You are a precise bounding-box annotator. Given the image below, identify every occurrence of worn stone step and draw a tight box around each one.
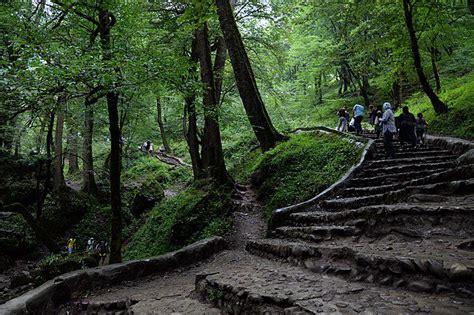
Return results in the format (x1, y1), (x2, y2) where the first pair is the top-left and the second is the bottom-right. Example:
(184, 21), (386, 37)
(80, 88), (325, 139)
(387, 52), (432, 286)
(288, 204), (474, 226)
(196, 252), (474, 313)
(366, 155), (457, 168)
(246, 239), (474, 297)
(347, 168), (447, 188)
(360, 161), (455, 178)
(274, 225), (361, 242)
(322, 178), (474, 210)
(375, 150), (452, 159)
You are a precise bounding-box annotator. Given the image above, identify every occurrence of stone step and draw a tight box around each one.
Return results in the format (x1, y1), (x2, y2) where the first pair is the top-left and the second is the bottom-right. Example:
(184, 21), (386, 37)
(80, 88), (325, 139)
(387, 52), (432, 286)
(374, 150), (452, 159)
(366, 155), (457, 168)
(359, 161), (455, 178)
(322, 178), (474, 210)
(347, 168), (447, 188)
(274, 225), (361, 242)
(288, 204), (474, 226)
(246, 239), (474, 297)
(196, 252), (474, 313)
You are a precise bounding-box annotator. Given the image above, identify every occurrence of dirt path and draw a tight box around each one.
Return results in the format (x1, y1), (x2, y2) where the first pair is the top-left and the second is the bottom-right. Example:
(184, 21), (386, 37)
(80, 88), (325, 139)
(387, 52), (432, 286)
(225, 185), (266, 250)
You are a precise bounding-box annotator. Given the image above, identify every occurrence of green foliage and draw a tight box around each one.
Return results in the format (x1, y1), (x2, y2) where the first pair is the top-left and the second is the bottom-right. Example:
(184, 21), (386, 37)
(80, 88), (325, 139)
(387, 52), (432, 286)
(123, 183), (232, 260)
(403, 73), (474, 140)
(38, 253), (97, 281)
(124, 156), (172, 183)
(250, 132), (363, 218)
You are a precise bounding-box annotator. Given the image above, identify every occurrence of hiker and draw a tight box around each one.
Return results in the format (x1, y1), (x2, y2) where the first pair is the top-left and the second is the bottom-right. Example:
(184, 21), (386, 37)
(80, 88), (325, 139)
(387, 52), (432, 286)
(352, 104), (365, 134)
(398, 106), (416, 147)
(374, 110), (383, 139)
(416, 113), (428, 146)
(66, 237), (76, 255)
(336, 108), (348, 132)
(348, 116), (356, 132)
(379, 102), (397, 159)
(87, 237), (95, 252)
(96, 240), (108, 266)
(147, 141), (154, 156)
(368, 105), (377, 128)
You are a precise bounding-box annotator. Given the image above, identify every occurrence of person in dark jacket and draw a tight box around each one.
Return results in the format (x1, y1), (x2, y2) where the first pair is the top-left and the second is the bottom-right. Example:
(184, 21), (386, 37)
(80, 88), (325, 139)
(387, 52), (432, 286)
(398, 106), (416, 147)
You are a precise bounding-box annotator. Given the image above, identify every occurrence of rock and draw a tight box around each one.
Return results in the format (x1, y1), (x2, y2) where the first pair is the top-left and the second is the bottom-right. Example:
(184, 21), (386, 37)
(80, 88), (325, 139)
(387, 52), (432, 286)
(407, 280), (432, 292)
(456, 239), (474, 251)
(380, 276), (392, 285)
(397, 258), (415, 272)
(448, 263), (471, 281)
(435, 284), (451, 293)
(457, 149), (474, 166)
(10, 271), (33, 288)
(365, 274), (375, 283)
(425, 259), (445, 278)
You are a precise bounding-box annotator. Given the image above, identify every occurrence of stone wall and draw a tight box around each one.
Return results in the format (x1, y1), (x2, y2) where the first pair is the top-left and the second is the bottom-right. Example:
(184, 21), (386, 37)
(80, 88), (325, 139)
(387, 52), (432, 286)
(0, 237), (226, 315)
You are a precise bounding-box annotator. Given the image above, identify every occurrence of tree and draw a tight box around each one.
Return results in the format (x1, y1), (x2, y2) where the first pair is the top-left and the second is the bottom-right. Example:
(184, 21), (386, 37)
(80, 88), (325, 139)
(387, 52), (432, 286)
(195, 23), (231, 184)
(402, 0), (448, 114)
(215, 0), (284, 151)
(156, 95), (171, 153)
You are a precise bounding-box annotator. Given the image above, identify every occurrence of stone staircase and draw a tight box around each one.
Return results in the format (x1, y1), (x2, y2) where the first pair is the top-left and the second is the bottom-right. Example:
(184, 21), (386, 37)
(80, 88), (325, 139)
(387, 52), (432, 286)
(195, 133), (474, 313)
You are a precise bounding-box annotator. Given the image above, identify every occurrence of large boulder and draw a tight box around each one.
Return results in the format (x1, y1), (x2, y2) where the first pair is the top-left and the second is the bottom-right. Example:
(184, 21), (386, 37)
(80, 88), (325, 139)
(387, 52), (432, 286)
(124, 179), (164, 217)
(457, 148), (474, 166)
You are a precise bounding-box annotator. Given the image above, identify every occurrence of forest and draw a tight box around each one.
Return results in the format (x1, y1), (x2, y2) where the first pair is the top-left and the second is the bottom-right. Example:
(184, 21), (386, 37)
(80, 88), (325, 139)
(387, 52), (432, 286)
(1, 0), (474, 307)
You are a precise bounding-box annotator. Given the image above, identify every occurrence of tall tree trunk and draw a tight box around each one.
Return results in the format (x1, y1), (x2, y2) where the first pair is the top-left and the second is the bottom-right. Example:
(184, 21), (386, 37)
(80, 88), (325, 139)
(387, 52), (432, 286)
(402, 0), (448, 114)
(53, 101), (65, 191)
(81, 97), (98, 195)
(468, 0), (474, 15)
(37, 111), (55, 220)
(67, 129), (79, 175)
(184, 94), (203, 179)
(216, 0), (284, 151)
(99, 7), (122, 264)
(213, 36), (227, 103)
(315, 72), (323, 104)
(156, 96), (171, 153)
(184, 39), (204, 180)
(195, 25), (231, 185)
(430, 47), (441, 93)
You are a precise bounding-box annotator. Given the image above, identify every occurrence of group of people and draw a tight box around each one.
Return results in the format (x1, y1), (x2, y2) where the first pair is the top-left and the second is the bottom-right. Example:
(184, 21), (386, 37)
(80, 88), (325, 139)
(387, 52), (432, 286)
(65, 237), (109, 266)
(336, 103), (428, 159)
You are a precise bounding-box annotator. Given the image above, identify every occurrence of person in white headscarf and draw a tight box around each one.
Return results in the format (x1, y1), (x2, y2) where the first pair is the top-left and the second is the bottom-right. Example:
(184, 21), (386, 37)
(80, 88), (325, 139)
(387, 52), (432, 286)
(379, 102), (397, 159)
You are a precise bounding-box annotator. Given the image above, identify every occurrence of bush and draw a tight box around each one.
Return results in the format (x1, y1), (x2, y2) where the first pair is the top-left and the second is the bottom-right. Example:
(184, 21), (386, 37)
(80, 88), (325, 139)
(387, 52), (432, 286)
(249, 132), (363, 219)
(123, 182), (232, 260)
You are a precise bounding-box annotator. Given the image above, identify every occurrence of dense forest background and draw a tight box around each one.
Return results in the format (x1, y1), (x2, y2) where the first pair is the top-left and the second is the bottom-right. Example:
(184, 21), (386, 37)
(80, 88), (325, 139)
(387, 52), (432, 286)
(1, 0), (474, 302)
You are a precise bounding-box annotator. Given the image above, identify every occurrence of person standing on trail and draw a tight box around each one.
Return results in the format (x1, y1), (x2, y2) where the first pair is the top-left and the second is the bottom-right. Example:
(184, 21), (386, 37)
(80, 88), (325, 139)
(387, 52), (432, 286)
(96, 240), (108, 266)
(374, 110), (383, 139)
(398, 106), (417, 148)
(147, 141), (154, 156)
(379, 102), (397, 159)
(352, 104), (365, 134)
(368, 105), (377, 128)
(415, 113), (428, 146)
(66, 238), (76, 255)
(336, 108), (348, 132)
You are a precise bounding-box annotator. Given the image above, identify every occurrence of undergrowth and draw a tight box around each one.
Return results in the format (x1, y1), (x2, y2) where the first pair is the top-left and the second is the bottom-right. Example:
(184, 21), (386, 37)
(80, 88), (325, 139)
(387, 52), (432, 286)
(123, 182), (232, 260)
(249, 132), (364, 219)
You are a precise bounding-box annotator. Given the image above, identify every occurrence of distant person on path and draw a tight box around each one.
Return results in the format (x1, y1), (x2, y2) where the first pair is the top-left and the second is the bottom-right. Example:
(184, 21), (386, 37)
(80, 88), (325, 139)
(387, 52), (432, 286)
(352, 104), (365, 134)
(416, 113), (428, 146)
(96, 240), (108, 266)
(398, 106), (417, 147)
(379, 102), (397, 159)
(374, 110), (383, 139)
(368, 105), (377, 128)
(336, 108), (348, 132)
(87, 237), (95, 253)
(66, 238), (76, 255)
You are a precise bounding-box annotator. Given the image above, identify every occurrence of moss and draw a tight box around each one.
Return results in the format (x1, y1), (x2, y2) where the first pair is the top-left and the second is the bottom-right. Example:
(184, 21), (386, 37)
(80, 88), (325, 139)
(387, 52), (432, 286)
(249, 132), (363, 219)
(123, 182), (232, 260)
